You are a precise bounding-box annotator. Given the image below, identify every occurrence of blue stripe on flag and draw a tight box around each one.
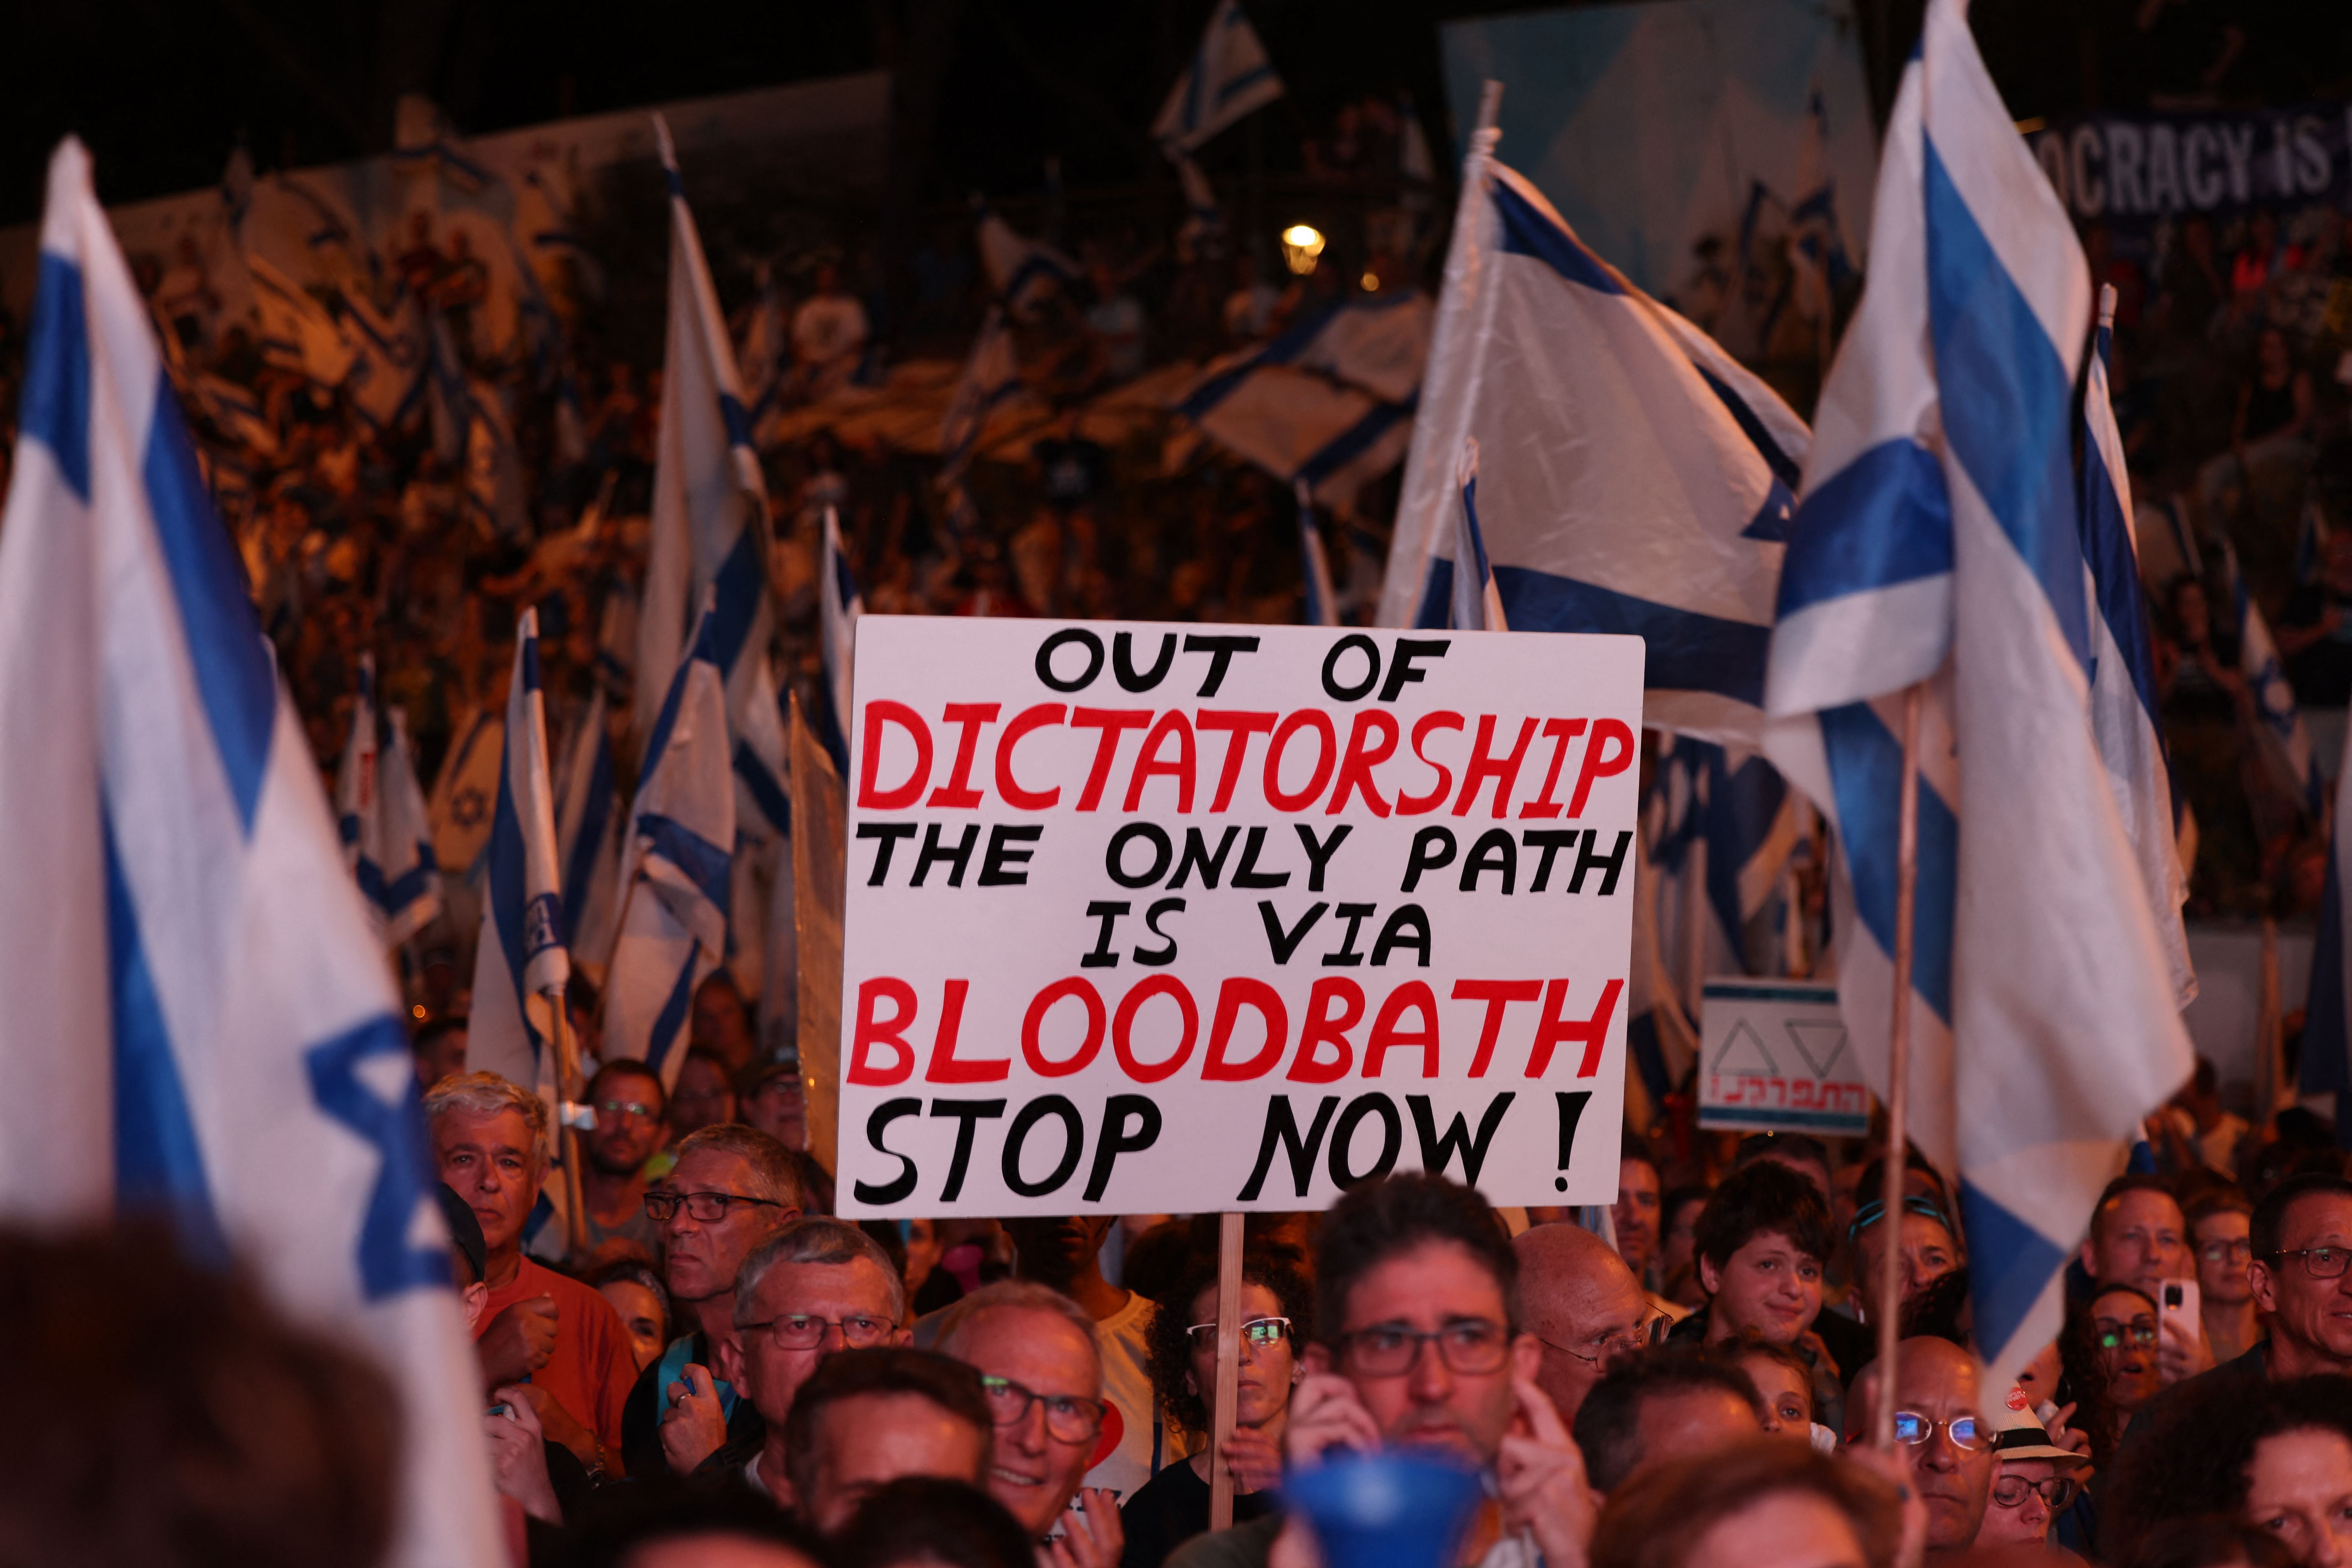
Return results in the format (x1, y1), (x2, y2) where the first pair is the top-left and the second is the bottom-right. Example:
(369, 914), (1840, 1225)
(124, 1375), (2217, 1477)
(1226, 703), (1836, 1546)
(1493, 564), (1768, 705)
(733, 741), (793, 834)
(1819, 701), (1958, 1024)
(145, 378), (277, 829)
(2081, 421), (2163, 726)
(487, 758), (541, 1050)
(1296, 396), (1416, 487)
(1775, 438), (1953, 617)
(1691, 364), (1803, 495)
(23, 255), (92, 498)
(1922, 142), (2090, 670)
(383, 858), (439, 918)
(304, 1015), (452, 1299)
(708, 527), (765, 676)
(1705, 752), (1788, 938)
(104, 811), (227, 1262)
(1492, 181), (1624, 297)
(718, 391), (754, 452)
(646, 950), (702, 1076)
(562, 739), (615, 927)
(1959, 1180), (2070, 1370)
(640, 812), (733, 911)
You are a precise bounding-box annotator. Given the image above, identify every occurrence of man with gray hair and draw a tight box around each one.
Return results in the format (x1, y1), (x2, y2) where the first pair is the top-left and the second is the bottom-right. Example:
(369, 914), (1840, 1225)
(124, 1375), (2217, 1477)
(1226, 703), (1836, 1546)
(428, 1071), (638, 1476)
(936, 1280), (1123, 1568)
(692, 1218), (909, 1503)
(620, 1122), (807, 1478)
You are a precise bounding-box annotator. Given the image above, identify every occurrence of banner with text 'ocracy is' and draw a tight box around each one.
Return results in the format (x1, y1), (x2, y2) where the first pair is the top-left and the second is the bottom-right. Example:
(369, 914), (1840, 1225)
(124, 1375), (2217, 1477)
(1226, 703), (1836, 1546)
(835, 618), (1644, 1216)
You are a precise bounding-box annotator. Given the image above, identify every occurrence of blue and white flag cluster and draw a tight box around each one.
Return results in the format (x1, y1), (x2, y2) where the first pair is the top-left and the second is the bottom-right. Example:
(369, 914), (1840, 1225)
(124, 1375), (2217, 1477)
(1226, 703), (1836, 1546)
(818, 506), (865, 775)
(1761, 0), (2193, 1385)
(467, 608), (572, 1100)
(336, 653), (443, 946)
(0, 138), (501, 1568)
(638, 114), (792, 847)
(1379, 124), (1808, 746)
(2080, 284), (2195, 1006)
(976, 204), (1079, 324)
(1175, 290), (1430, 513)
(2220, 534), (2324, 818)
(555, 687), (623, 975)
(606, 602), (738, 1086)
(1152, 0), (1284, 154)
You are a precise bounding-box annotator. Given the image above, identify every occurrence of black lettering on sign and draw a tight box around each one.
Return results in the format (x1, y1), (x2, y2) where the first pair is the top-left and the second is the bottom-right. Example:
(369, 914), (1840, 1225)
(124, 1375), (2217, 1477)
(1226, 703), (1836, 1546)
(857, 822), (917, 885)
(1379, 639), (1449, 702)
(1036, 628), (1105, 692)
(1106, 822), (1174, 888)
(1237, 1095), (1340, 1201)
(1295, 823), (1351, 891)
(929, 1099), (1008, 1201)
(978, 825), (1043, 886)
(1232, 825), (1289, 888)
(1181, 634), (1260, 698)
(1322, 904), (1377, 967)
(1002, 1095), (1086, 1197)
(1134, 897), (1185, 966)
(1170, 826), (1240, 888)
(1114, 632), (1178, 692)
(1083, 1094), (1163, 1201)
(1259, 901), (1328, 964)
(1567, 830), (1631, 895)
(1081, 902), (1128, 969)
(1408, 1094), (1515, 1186)
(1522, 830), (1580, 892)
(1553, 1090), (1596, 1193)
(1321, 634), (1381, 702)
(1401, 827), (1455, 892)
(911, 823), (979, 887)
(853, 1098), (923, 1205)
(1328, 1093), (1403, 1187)
(1371, 904), (1432, 967)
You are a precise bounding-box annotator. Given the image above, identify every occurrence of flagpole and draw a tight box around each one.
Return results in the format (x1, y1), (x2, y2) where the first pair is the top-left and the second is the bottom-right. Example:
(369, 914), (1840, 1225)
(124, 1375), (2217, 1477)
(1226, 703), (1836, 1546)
(1874, 681), (1923, 1452)
(546, 987), (589, 1261)
(1207, 1210), (1246, 1531)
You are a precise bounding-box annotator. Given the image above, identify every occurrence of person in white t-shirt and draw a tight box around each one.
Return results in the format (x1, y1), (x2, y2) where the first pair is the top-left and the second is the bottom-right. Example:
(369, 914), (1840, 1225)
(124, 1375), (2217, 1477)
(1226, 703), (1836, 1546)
(1003, 1215), (1161, 1505)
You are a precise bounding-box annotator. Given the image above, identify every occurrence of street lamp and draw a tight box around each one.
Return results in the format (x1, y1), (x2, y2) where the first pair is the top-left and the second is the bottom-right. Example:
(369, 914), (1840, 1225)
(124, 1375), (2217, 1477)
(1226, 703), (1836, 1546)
(1281, 224), (1326, 276)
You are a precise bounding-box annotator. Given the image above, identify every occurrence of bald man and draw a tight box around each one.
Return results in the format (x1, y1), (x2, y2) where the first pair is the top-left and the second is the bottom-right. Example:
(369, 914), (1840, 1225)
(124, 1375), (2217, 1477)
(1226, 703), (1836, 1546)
(1849, 1337), (1997, 1562)
(1515, 1222), (1664, 1426)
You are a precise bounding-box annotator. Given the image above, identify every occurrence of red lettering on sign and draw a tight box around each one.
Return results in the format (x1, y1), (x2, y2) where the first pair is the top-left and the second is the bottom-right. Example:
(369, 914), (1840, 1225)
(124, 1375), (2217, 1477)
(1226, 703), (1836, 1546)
(995, 703), (1066, 809)
(1113, 976), (1199, 1082)
(1022, 978), (1106, 1076)
(1196, 710), (1278, 812)
(1071, 709), (1153, 812)
(858, 703), (932, 810)
(1452, 979), (1543, 1078)
(1123, 710), (1198, 813)
(1527, 978), (1624, 1077)
(1395, 712), (1463, 815)
(1202, 978), (1287, 1080)
(1519, 719), (1589, 819)
(1289, 977), (1363, 1082)
(1568, 719), (1635, 819)
(1453, 715), (1539, 818)
(1363, 981), (1441, 1077)
(847, 978), (919, 1085)
(927, 704), (1001, 809)
(923, 980), (1007, 1082)
(1326, 709), (1400, 817)
(1264, 710), (1338, 812)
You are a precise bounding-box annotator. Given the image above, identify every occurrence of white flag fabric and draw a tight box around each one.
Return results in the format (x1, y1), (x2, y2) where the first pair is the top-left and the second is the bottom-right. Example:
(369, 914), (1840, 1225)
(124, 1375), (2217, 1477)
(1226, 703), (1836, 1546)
(1153, 0), (1285, 153)
(636, 115), (791, 843)
(426, 702), (505, 885)
(1379, 124), (1807, 746)
(2080, 285), (2195, 1007)
(0, 138), (501, 1568)
(940, 306), (1019, 484)
(818, 506), (864, 774)
(1445, 440), (1507, 632)
(466, 608), (572, 1098)
(605, 602), (737, 1086)
(554, 686), (623, 974)
(337, 655), (443, 946)
(1296, 479), (1340, 627)
(1760, 0), (2193, 1385)
(976, 205), (1079, 323)
(248, 249), (356, 385)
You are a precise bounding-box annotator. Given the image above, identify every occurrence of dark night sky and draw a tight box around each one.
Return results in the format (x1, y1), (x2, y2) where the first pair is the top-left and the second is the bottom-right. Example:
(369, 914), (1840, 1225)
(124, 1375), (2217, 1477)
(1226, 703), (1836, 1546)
(3, 0), (2346, 227)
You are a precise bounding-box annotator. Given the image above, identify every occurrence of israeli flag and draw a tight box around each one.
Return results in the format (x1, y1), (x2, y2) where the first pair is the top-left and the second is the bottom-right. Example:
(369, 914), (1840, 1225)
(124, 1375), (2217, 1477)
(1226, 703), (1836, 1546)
(340, 281), (427, 434)
(1297, 479), (1340, 627)
(1153, 0), (1284, 153)
(636, 115), (792, 846)
(1626, 779), (1702, 1132)
(1380, 121), (1808, 747)
(1650, 736), (1800, 984)
(605, 601), (737, 1085)
(2220, 535), (2323, 816)
(941, 306), (1019, 484)
(0, 139), (501, 1568)
(1442, 440), (1508, 632)
(976, 203), (1079, 323)
(554, 687), (623, 975)
(2301, 721), (2352, 1146)
(1760, 0), (2193, 1386)
(468, 608), (572, 1103)
(2081, 284), (2195, 1007)
(336, 655), (443, 946)
(818, 506), (863, 775)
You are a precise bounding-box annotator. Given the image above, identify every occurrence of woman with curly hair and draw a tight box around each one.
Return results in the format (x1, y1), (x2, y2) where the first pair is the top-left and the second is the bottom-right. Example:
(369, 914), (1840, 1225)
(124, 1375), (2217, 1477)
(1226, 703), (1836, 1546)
(2107, 1374), (2352, 1566)
(1118, 1250), (1312, 1568)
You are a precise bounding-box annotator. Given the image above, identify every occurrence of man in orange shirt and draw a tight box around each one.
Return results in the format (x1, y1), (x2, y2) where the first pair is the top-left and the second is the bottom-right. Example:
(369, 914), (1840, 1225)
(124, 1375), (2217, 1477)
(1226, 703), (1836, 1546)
(429, 1072), (639, 1476)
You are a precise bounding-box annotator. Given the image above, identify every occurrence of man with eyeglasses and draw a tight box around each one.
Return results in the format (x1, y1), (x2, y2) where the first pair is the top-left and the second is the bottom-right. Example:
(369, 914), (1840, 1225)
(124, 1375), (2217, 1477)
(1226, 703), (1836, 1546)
(428, 1072), (640, 1476)
(709, 1220), (911, 1505)
(572, 1058), (669, 1266)
(1514, 1220), (1663, 1425)
(937, 1279), (1125, 1568)
(618, 1123), (805, 1479)
(2248, 1173), (2352, 1380)
(1974, 1389), (2086, 1549)
(2188, 1188), (2261, 1364)
(1847, 1337), (1995, 1561)
(1169, 1173), (1595, 1568)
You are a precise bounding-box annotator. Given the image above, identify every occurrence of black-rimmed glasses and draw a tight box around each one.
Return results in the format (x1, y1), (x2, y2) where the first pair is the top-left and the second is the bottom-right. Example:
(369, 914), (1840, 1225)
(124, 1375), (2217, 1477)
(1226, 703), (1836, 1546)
(1337, 1319), (1510, 1377)
(643, 1190), (785, 1223)
(978, 1374), (1106, 1443)
(2265, 1246), (2352, 1279)
(738, 1313), (895, 1350)
(1992, 1474), (2079, 1510)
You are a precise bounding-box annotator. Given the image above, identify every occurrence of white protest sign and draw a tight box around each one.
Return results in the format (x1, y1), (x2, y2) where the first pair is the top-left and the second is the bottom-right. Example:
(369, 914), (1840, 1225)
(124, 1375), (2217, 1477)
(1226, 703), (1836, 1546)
(1698, 979), (1868, 1135)
(834, 618), (1644, 1215)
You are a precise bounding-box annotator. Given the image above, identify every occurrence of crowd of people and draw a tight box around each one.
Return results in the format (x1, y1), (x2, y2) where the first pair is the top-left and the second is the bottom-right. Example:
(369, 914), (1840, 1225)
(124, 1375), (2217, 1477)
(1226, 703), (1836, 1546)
(8, 1074), (2350, 1568)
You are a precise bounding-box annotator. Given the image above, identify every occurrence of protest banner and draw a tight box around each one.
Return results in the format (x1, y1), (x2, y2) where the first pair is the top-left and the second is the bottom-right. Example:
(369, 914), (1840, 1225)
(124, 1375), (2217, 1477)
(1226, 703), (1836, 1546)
(1697, 978), (1868, 1137)
(833, 617), (1644, 1217)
